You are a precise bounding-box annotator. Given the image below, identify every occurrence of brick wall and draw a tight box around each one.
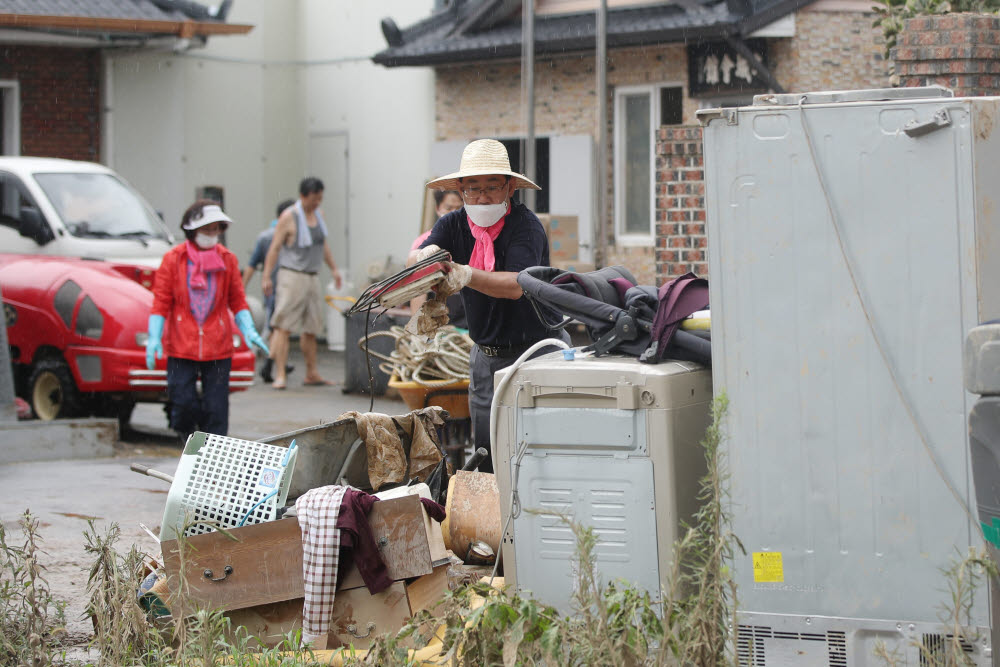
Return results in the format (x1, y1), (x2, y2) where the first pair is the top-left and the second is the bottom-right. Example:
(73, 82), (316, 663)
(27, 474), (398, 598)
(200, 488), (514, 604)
(771, 8), (887, 93)
(0, 46), (102, 160)
(893, 14), (1000, 95)
(655, 126), (706, 280)
(434, 8), (886, 286)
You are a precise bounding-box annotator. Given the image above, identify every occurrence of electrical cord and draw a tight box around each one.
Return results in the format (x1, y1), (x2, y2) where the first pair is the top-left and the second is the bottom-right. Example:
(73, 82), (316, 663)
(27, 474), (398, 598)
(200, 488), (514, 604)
(797, 95), (977, 525)
(346, 250), (451, 315)
(486, 338), (573, 585)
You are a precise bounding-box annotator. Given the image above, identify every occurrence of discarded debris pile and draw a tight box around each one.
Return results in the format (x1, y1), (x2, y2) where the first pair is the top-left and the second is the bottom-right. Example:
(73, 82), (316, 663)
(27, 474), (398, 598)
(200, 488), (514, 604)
(129, 408), (500, 652)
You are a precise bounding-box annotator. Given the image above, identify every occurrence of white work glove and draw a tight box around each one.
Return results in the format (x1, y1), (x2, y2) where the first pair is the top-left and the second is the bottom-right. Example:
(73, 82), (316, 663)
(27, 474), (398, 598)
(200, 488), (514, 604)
(442, 262), (472, 292)
(415, 244), (441, 262)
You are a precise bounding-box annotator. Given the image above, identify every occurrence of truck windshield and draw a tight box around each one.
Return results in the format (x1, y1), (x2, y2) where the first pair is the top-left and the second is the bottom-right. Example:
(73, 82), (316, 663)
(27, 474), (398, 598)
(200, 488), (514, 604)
(34, 172), (168, 241)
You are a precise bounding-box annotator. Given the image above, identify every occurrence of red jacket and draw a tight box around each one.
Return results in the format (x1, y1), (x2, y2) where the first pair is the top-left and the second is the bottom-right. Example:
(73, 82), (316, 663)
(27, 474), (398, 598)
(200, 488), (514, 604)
(151, 243), (249, 361)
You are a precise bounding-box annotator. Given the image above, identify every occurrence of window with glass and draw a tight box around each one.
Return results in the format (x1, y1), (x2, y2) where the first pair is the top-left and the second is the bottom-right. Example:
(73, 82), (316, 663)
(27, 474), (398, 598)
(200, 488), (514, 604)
(34, 172), (168, 241)
(614, 84), (683, 243)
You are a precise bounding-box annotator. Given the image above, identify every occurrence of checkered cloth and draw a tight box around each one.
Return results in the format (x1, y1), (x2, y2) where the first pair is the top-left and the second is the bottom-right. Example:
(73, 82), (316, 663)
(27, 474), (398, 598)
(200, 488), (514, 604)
(295, 484), (349, 644)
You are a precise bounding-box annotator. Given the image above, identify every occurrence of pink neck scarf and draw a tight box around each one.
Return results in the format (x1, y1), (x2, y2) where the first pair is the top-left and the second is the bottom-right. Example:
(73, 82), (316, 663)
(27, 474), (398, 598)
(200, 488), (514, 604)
(185, 240), (226, 290)
(466, 205), (510, 272)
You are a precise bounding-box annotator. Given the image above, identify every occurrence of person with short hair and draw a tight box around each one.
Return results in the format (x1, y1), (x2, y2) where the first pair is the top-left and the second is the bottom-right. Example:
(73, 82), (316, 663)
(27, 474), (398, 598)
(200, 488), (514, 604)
(262, 177), (342, 389)
(145, 200), (269, 444)
(244, 198), (296, 383)
(410, 139), (567, 472)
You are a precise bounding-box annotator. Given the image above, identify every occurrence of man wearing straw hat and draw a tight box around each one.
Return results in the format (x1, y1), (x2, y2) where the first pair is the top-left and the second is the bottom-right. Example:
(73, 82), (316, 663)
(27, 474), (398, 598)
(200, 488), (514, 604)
(411, 139), (568, 473)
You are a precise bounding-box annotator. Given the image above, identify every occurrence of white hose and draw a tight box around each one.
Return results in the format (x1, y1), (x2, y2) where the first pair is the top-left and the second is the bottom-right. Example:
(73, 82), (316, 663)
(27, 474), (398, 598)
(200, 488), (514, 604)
(487, 338), (572, 584)
(488, 337), (572, 474)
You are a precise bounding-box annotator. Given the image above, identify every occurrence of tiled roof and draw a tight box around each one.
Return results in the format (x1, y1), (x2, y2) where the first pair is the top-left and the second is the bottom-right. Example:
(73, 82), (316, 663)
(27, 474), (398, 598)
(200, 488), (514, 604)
(0, 0), (203, 22)
(374, 0), (810, 67)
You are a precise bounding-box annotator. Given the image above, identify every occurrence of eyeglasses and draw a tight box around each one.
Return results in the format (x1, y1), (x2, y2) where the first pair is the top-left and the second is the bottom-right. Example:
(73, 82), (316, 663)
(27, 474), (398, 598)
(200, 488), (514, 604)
(461, 184), (506, 199)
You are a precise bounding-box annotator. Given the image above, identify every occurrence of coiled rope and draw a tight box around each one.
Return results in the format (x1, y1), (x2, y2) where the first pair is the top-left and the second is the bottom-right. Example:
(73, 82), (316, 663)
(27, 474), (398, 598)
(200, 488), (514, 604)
(357, 325), (472, 387)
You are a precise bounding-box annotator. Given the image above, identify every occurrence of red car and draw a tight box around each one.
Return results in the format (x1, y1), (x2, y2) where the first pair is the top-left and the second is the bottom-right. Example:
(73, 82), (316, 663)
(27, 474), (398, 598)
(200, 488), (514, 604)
(1, 253), (254, 428)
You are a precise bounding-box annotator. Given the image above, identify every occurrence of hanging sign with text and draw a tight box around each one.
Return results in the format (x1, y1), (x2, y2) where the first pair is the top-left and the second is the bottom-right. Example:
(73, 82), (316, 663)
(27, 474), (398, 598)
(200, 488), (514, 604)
(687, 40), (770, 97)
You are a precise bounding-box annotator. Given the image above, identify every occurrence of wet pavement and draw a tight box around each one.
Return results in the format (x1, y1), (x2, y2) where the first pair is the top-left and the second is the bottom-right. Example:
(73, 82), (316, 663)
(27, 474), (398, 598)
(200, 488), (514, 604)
(1, 344), (410, 643)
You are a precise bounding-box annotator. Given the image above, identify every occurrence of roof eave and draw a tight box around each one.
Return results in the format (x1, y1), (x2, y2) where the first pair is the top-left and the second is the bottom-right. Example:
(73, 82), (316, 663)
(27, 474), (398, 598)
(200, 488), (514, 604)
(735, 0), (815, 35)
(373, 22), (739, 68)
(0, 13), (253, 38)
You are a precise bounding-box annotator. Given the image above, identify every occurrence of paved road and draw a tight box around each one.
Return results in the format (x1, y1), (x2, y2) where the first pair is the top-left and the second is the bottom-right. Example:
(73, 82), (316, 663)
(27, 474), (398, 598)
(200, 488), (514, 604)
(1, 345), (409, 642)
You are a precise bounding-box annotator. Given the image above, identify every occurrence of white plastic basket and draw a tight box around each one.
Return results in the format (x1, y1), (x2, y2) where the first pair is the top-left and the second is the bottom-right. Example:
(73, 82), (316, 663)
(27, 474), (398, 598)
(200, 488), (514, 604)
(159, 432), (298, 542)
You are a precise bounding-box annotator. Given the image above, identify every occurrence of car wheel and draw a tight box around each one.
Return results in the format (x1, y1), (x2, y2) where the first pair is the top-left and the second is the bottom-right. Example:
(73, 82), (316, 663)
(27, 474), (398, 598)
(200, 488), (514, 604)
(29, 358), (82, 420)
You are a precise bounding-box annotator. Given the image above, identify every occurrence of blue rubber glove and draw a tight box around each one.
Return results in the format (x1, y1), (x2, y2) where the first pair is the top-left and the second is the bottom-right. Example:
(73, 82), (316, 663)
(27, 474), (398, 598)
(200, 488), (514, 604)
(146, 314), (165, 370)
(235, 309), (269, 356)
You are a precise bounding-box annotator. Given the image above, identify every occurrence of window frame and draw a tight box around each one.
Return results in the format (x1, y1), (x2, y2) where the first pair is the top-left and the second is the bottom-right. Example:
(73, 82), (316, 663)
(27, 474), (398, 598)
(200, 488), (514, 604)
(613, 82), (683, 246)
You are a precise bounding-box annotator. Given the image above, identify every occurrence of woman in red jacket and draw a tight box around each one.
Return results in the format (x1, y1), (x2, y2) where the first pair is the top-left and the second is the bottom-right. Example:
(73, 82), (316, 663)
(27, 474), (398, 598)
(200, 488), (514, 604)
(145, 200), (269, 444)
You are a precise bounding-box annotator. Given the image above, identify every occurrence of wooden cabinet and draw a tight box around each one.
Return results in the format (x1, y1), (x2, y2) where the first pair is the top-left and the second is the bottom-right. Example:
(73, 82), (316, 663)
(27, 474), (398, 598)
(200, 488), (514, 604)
(161, 518), (303, 615)
(224, 582), (411, 650)
(162, 493), (446, 649)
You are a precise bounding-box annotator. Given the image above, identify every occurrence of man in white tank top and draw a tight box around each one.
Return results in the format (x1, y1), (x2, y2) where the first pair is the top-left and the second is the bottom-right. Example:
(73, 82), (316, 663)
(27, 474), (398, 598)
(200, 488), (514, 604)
(262, 177), (342, 389)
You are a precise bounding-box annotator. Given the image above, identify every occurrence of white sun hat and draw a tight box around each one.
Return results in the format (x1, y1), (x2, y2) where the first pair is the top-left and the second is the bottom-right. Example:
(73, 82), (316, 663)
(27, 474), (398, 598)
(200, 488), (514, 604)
(182, 204), (232, 231)
(427, 139), (540, 192)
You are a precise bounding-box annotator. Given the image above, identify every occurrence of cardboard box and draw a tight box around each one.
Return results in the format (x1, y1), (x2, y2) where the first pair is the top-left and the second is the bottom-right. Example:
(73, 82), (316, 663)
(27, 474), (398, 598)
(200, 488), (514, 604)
(552, 260), (596, 274)
(545, 214), (579, 262)
(537, 213), (580, 262)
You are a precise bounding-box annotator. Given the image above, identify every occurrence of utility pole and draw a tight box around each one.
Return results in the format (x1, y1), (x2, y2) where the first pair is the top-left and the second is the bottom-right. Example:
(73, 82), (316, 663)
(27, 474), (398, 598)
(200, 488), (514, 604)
(522, 0), (536, 211)
(596, 0), (608, 267)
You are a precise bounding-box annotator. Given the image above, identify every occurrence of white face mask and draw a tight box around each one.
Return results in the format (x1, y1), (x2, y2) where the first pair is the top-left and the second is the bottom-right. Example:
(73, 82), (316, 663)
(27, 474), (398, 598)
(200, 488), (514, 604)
(194, 232), (219, 249)
(466, 202), (509, 228)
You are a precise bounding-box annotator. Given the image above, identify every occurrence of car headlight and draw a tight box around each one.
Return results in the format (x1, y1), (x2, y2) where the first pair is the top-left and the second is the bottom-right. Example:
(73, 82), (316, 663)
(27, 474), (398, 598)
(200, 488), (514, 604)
(233, 334), (242, 348)
(135, 332), (148, 346)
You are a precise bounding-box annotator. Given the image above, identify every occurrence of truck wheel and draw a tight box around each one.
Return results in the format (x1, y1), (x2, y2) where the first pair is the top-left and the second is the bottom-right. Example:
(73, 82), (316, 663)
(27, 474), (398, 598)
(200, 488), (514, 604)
(29, 359), (82, 420)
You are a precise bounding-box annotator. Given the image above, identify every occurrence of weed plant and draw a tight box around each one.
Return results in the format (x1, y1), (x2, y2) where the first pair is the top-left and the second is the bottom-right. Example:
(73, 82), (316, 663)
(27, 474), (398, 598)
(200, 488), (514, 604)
(8, 392), (994, 666)
(875, 547), (997, 667)
(0, 510), (68, 666)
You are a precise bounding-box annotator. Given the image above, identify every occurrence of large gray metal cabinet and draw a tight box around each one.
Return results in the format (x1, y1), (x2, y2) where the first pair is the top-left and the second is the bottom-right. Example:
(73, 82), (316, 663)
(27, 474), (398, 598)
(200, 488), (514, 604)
(493, 353), (712, 614)
(700, 88), (1000, 665)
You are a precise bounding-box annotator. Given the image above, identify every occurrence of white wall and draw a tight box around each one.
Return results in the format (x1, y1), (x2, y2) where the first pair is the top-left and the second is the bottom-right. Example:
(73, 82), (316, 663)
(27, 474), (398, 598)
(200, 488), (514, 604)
(299, 1), (435, 284)
(106, 0), (434, 293)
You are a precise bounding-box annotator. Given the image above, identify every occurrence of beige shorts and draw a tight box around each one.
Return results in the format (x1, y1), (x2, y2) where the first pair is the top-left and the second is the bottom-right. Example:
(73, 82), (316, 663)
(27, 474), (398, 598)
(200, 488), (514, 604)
(270, 268), (325, 336)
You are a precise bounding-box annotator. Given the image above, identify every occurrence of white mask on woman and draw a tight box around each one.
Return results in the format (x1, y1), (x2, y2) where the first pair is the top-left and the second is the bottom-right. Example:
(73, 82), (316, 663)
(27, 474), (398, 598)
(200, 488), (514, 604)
(195, 232), (219, 249)
(465, 202), (509, 228)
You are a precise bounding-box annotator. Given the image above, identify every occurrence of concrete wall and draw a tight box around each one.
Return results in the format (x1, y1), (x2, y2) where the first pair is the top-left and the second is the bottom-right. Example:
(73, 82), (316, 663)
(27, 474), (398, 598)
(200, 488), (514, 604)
(106, 0), (434, 293)
(299, 0), (435, 285)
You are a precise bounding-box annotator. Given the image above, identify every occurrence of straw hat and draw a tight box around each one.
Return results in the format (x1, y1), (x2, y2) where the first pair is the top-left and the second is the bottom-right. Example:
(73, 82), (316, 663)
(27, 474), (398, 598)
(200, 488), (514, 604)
(427, 139), (540, 192)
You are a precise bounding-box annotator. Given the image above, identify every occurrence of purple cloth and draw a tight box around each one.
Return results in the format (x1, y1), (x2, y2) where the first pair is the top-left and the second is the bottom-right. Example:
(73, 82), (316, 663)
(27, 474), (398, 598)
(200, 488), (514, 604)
(335, 489), (393, 594)
(647, 272), (709, 362)
(608, 277), (634, 304)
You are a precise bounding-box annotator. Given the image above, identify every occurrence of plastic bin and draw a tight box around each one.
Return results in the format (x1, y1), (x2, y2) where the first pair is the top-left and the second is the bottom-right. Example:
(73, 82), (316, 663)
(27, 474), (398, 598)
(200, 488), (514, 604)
(343, 307), (410, 395)
(388, 374), (470, 418)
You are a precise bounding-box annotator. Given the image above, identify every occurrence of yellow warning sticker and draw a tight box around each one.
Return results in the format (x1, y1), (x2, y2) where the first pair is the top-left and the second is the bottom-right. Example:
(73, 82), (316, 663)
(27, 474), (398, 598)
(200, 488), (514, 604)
(753, 552), (784, 583)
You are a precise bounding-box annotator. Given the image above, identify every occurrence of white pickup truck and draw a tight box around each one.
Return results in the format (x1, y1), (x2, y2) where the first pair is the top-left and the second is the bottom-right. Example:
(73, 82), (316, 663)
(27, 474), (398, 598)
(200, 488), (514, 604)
(0, 157), (174, 266)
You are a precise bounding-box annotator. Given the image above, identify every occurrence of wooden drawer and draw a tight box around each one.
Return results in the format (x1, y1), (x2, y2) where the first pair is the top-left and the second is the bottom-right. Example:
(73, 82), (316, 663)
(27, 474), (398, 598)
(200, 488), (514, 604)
(161, 517), (303, 614)
(337, 494), (433, 590)
(224, 582), (410, 650)
(162, 495), (433, 614)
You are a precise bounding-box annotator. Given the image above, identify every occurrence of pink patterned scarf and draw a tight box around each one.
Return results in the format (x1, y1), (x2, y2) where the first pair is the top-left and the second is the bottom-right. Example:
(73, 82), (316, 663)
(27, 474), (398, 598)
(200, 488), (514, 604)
(466, 206), (509, 272)
(185, 240), (225, 290)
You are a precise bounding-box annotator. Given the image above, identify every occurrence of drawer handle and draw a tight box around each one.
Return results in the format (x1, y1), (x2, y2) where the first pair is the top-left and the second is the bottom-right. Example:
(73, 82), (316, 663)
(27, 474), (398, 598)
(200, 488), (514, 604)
(346, 621), (376, 639)
(203, 565), (233, 582)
